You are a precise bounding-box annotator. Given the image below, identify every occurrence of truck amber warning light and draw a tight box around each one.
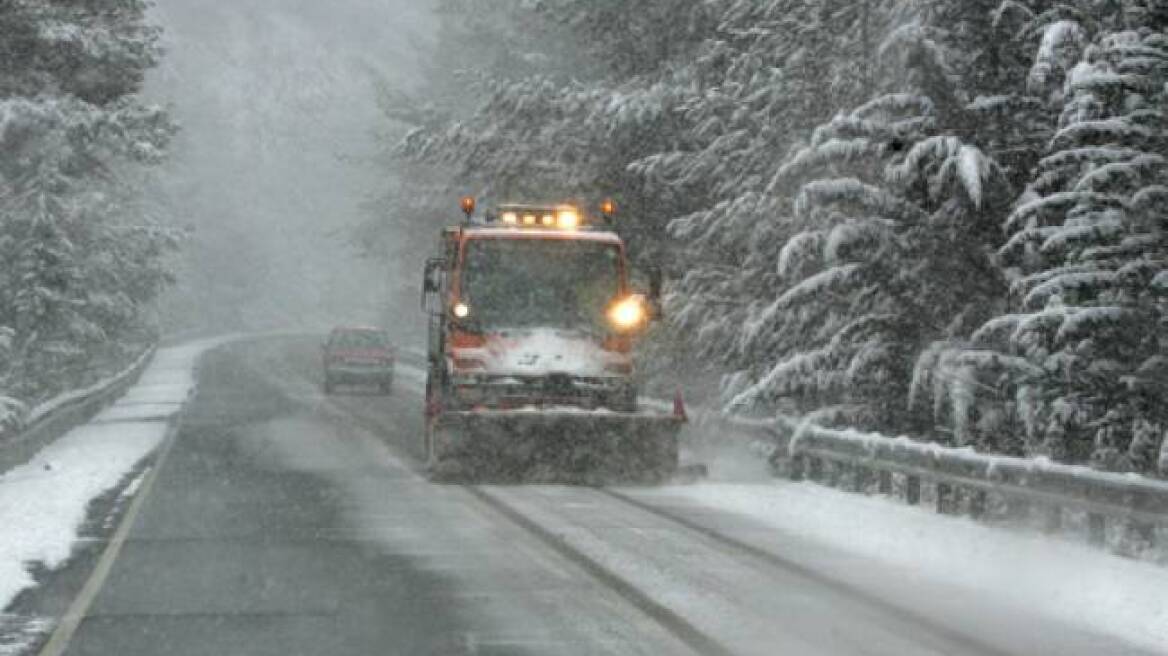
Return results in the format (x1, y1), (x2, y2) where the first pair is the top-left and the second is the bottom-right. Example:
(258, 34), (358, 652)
(556, 208), (580, 229)
(485, 202), (585, 230)
(460, 196), (476, 216)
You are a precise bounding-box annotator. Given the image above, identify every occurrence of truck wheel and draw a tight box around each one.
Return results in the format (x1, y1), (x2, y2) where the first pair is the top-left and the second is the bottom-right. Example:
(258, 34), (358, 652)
(324, 376), (335, 395)
(613, 387), (638, 413)
(423, 423), (436, 468)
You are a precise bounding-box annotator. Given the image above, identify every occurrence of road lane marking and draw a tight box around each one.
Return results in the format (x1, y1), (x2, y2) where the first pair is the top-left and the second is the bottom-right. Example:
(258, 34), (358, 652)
(37, 426), (179, 656)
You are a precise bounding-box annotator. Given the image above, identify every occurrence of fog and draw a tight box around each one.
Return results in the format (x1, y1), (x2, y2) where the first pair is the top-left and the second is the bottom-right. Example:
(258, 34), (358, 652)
(145, 0), (436, 339)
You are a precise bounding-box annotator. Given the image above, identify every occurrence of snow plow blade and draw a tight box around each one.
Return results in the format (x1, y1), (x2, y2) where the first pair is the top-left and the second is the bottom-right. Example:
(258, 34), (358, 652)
(426, 409), (682, 484)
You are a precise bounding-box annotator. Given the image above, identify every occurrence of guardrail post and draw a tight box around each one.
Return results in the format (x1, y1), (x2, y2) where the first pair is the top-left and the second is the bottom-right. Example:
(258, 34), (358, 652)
(788, 454), (806, 481)
(1135, 522), (1155, 549)
(969, 490), (987, 519)
(854, 466), (873, 494)
(936, 482), (953, 514)
(826, 460), (842, 488)
(1005, 496), (1029, 521)
(1043, 506), (1062, 533)
(808, 456), (824, 483)
(905, 475), (921, 506)
(1125, 521), (1155, 554)
(1088, 514), (1106, 547)
(878, 470), (892, 495)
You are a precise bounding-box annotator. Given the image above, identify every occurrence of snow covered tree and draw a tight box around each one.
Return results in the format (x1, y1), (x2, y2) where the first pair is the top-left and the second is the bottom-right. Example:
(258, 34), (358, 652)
(930, 2), (1168, 471)
(663, 0), (1013, 435)
(1003, 27), (1166, 470)
(639, 0), (906, 386)
(0, 0), (176, 406)
(727, 89), (1010, 433)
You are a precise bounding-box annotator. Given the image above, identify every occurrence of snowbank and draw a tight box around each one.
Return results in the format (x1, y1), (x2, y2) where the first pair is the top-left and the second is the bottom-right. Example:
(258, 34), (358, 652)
(651, 482), (1168, 653)
(0, 339), (225, 613)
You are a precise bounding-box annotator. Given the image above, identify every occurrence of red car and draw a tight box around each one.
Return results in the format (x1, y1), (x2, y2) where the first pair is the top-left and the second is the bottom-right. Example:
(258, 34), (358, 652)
(322, 326), (395, 394)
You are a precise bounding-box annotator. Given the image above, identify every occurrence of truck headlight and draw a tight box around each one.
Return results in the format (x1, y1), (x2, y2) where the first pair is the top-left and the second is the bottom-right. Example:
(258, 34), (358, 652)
(607, 296), (647, 332)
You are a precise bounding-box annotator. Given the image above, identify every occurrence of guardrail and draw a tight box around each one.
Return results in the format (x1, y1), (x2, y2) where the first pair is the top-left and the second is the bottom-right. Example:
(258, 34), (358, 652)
(0, 346), (156, 474)
(694, 411), (1168, 556)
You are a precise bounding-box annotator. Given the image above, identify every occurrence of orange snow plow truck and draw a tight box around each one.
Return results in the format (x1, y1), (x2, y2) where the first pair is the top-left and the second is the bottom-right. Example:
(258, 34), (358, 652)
(420, 198), (684, 483)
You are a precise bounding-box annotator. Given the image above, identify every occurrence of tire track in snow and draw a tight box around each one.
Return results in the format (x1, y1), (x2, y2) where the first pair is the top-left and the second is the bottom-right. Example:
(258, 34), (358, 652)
(462, 485), (736, 656)
(597, 488), (1013, 656)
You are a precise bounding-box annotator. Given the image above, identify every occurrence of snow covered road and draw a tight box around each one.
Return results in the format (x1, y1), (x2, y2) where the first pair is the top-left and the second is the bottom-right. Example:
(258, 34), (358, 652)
(3, 336), (1162, 655)
(0, 340), (229, 654)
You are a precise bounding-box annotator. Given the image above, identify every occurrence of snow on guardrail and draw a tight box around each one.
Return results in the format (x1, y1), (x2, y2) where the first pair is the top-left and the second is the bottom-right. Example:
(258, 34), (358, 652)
(687, 409), (1168, 556)
(0, 347), (157, 472)
(26, 347), (157, 426)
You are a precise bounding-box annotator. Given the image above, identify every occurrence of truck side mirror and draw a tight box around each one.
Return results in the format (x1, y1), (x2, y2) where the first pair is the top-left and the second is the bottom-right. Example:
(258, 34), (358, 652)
(648, 266), (663, 302)
(646, 266), (665, 320)
(421, 258), (445, 312)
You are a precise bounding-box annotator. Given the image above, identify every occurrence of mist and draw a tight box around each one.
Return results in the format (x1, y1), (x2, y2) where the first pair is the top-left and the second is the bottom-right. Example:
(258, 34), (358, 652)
(145, 0), (436, 339)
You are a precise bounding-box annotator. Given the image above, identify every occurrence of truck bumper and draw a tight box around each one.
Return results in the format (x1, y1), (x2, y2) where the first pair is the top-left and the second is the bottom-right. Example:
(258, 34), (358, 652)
(426, 408), (681, 483)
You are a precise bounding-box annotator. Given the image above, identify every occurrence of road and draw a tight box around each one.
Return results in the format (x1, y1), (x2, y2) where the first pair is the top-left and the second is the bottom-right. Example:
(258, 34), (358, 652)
(46, 338), (1153, 656)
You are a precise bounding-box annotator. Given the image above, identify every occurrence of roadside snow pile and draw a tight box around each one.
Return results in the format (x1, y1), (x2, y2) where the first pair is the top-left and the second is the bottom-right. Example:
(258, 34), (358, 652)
(0, 339), (224, 613)
(652, 482), (1168, 653)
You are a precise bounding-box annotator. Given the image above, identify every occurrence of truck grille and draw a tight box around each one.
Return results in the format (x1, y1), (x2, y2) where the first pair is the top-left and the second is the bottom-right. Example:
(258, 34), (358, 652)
(452, 374), (630, 411)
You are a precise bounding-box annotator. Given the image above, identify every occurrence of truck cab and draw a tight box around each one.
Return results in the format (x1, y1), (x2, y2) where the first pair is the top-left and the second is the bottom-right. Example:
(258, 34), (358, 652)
(422, 202), (656, 415)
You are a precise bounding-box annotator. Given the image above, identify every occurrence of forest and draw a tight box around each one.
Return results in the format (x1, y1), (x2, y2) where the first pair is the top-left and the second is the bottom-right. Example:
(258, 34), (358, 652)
(376, 0), (1168, 476)
(0, 0), (175, 431)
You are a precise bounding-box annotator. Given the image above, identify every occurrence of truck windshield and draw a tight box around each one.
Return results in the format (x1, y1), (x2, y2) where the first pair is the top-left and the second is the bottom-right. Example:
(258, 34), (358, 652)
(461, 238), (622, 331)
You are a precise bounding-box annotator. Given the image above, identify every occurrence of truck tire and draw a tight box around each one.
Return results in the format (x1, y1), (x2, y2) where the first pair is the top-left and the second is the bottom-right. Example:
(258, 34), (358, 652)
(612, 386), (638, 413)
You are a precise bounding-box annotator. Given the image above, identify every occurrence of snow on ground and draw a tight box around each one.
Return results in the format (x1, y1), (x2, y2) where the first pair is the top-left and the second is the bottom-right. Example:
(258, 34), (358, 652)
(0, 339), (226, 613)
(0, 614), (50, 656)
(648, 481), (1168, 653)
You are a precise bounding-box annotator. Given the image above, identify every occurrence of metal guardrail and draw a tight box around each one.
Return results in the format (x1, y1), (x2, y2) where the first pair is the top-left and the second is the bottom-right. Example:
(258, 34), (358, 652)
(0, 346), (156, 474)
(697, 411), (1168, 554)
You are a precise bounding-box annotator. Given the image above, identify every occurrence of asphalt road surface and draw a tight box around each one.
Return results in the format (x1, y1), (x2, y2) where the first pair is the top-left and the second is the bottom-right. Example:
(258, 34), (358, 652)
(47, 338), (1154, 656)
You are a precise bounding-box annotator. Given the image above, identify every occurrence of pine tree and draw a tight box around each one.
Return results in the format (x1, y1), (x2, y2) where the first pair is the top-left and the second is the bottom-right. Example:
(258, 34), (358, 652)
(993, 21), (1168, 470)
(731, 88), (1009, 433)
(927, 1), (1168, 472)
(0, 0), (176, 405)
(649, 0), (900, 383)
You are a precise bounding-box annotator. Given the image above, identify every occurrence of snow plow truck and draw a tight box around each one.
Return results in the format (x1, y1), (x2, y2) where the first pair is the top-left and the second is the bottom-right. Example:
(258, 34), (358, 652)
(420, 198), (684, 483)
